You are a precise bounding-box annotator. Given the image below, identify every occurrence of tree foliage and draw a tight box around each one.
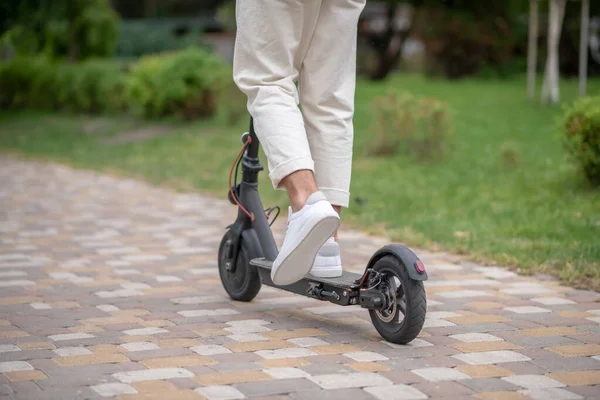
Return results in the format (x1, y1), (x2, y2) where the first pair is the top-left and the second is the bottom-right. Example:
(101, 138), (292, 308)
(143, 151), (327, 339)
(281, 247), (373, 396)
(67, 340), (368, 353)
(1, 0), (120, 61)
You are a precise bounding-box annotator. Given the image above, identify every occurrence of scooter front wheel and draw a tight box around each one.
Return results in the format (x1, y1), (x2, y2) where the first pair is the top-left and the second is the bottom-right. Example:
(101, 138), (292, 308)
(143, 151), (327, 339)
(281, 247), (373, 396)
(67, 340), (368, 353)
(218, 230), (261, 302)
(368, 255), (426, 344)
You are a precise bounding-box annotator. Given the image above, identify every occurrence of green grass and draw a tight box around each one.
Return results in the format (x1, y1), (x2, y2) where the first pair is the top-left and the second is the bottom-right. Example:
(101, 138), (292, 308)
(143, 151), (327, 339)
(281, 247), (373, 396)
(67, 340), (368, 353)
(1, 73), (599, 290)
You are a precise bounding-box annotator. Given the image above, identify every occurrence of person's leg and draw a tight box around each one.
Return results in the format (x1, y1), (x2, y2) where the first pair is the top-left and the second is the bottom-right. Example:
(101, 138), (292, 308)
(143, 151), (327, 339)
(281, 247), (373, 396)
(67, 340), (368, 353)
(299, 0), (366, 211)
(234, 0), (319, 212)
(233, 0), (339, 286)
(299, 0), (365, 278)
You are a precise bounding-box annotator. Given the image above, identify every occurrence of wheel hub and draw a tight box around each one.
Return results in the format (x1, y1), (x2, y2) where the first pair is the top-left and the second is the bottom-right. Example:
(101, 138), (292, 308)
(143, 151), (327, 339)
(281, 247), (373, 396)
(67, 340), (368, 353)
(375, 276), (398, 323)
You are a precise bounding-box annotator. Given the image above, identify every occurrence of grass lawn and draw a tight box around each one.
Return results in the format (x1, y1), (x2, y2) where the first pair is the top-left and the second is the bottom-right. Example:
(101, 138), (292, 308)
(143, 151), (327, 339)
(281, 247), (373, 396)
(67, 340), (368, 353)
(1, 73), (599, 290)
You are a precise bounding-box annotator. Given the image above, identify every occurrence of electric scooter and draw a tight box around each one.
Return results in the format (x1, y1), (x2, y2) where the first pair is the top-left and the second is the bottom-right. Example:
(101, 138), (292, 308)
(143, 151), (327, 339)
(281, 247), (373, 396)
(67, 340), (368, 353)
(218, 118), (427, 344)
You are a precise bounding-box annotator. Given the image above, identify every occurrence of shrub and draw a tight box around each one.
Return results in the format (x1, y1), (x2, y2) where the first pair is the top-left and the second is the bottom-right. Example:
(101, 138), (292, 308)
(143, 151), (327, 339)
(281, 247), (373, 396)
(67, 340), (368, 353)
(0, 56), (126, 113)
(561, 96), (600, 186)
(125, 47), (230, 120)
(368, 90), (454, 160)
(0, 56), (47, 109)
(63, 60), (127, 113)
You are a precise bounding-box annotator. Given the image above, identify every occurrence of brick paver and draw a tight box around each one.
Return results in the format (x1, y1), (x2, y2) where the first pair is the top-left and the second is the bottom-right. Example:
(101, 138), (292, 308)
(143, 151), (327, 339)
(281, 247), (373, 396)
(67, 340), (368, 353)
(0, 155), (599, 399)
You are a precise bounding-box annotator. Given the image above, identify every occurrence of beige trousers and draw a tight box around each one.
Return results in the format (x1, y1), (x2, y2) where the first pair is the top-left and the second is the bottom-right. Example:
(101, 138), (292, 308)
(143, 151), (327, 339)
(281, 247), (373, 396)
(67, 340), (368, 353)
(233, 0), (366, 208)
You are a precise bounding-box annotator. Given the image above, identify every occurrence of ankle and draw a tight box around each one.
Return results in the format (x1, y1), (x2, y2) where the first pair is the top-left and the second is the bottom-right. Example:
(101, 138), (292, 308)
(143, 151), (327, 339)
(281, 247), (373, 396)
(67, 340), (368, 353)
(281, 170), (319, 212)
(290, 191), (314, 212)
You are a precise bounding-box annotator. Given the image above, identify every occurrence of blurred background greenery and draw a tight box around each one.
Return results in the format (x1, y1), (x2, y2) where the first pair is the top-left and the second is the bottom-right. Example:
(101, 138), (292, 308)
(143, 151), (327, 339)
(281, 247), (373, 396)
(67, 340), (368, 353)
(0, 0), (599, 290)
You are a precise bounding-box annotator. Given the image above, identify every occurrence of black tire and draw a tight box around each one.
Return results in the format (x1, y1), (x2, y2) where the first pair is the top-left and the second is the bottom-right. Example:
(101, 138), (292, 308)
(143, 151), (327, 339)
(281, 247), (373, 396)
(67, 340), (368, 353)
(218, 230), (261, 302)
(368, 255), (426, 344)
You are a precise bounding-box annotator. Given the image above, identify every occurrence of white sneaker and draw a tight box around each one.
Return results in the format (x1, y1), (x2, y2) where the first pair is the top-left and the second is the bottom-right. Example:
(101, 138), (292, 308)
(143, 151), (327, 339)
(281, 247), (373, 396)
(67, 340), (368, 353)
(309, 237), (343, 278)
(271, 191), (340, 286)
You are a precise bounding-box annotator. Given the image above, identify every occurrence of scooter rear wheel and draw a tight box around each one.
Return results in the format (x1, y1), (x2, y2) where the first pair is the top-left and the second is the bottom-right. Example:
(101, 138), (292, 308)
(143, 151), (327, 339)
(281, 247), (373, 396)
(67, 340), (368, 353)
(218, 230), (261, 302)
(368, 255), (426, 344)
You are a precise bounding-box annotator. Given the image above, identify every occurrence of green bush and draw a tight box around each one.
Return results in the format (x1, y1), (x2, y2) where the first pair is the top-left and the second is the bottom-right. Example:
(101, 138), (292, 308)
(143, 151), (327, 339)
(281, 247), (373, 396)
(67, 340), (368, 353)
(0, 57), (46, 109)
(125, 47), (230, 120)
(561, 96), (600, 186)
(0, 56), (126, 113)
(61, 60), (127, 113)
(368, 90), (454, 160)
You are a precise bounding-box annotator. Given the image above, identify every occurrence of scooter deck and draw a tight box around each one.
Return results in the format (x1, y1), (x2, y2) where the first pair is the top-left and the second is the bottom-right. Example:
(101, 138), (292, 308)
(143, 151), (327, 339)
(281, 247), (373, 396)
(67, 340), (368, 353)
(250, 257), (362, 305)
(250, 257), (362, 289)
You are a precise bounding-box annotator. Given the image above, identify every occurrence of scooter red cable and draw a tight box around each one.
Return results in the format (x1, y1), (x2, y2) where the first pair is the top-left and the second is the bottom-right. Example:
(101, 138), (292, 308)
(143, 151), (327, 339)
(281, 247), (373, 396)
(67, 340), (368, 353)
(229, 136), (255, 222)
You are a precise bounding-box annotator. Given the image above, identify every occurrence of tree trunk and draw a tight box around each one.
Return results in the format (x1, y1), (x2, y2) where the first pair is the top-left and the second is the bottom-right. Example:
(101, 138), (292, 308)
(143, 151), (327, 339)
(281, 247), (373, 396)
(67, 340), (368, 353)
(579, 0), (589, 97)
(369, 4), (408, 81)
(527, 0), (538, 100)
(68, 29), (78, 62)
(541, 0), (567, 104)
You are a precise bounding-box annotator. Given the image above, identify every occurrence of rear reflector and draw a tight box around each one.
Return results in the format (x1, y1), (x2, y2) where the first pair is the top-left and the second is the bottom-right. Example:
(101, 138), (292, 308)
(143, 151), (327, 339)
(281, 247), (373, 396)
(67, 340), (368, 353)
(415, 260), (425, 273)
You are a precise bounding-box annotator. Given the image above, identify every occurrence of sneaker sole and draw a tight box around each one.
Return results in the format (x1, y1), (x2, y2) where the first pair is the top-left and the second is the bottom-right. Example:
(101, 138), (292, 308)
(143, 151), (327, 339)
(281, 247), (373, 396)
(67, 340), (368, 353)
(271, 215), (340, 286)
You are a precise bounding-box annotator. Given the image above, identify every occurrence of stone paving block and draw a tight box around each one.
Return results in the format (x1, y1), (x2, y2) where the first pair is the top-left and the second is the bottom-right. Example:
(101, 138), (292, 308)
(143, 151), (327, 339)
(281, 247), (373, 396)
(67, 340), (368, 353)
(410, 367), (471, 382)
(450, 341), (523, 353)
(0, 362), (33, 373)
(116, 390), (204, 400)
(236, 378), (323, 397)
(52, 352), (129, 366)
(456, 365), (514, 379)
(474, 392), (531, 400)
(549, 370), (600, 386)
(453, 350), (531, 365)
(519, 387), (583, 400)
(125, 348), (193, 362)
(13, 386), (100, 400)
(365, 385), (430, 400)
(91, 382), (138, 397)
(205, 361), (262, 374)
(497, 334), (583, 349)
(545, 344), (600, 357)
(565, 384), (600, 398)
(140, 355), (217, 368)
(195, 385), (246, 400)
(519, 347), (565, 361)
(131, 380), (179, 393)
(17, 342), (55, 350)
(298, 363), (353, 376)
(0, 349), (56, 362)
(541, 353), (600, 372)
(263, 367), (311, 379)
(4, 370), (47, 382)
(502, 374), (566, 389)
(0, 384), (12, 396)
(289, 388), (377, 400)
(460, 377), (522, 393)
(53, 346), (93, 356)
(410, 381), (475, 398)
(501, 361), (552, 375)
(346, 362), (391, 373)
(195, 370), (272, 386)
(120, 342), (160, 352)
(307, 372), (392, 389)
(449, 333), (502, 343)
(0, 344), (21, 353)
(255, 348), (317, 360)
(112, 368), (194, 383)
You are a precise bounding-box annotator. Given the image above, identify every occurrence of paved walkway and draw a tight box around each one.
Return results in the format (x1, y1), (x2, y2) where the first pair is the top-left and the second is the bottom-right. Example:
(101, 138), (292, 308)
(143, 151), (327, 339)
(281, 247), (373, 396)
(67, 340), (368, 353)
(0, 156), (599, 400)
